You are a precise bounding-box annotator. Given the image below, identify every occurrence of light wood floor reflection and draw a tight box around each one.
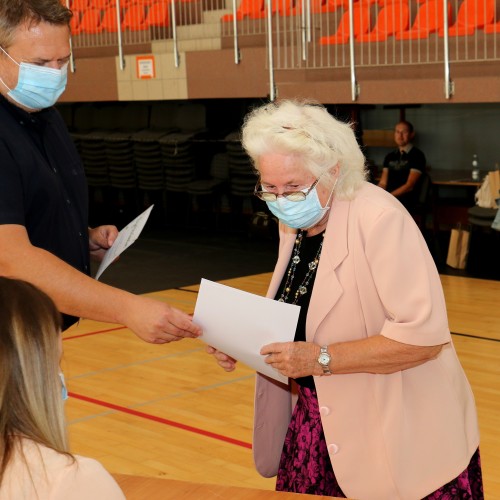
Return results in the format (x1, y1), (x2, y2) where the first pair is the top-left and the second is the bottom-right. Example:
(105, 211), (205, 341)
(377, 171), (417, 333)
(62, 273), (500, 498)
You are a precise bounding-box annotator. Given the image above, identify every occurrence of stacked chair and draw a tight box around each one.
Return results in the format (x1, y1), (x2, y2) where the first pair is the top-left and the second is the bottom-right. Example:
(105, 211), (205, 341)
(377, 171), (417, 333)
(158, 132), (198, 226)
(225, 130), (259, 228)
(70, 104), (119, 222)
(131, 102), (180, 224)
(157, 102), (207, 226)
(100, 104), (149, 224)
(185, 151), (230, 229)
(71, 103), (148, 224)
(104, 104), (149, 191)
(159, 134), (197, 193)
(71, 104), (117, 189)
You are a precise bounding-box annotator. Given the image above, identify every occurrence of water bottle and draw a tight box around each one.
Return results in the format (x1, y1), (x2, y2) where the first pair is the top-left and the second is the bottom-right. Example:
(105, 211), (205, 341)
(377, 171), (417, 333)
(471, 154), (480, 181)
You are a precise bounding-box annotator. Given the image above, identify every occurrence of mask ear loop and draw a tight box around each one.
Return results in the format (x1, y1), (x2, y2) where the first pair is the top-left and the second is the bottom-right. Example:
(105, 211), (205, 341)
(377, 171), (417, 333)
(0, 46), (19, 65)
(0, 46), (18, 92)
(0, 75), (10, 92)
(322, 176), (338, 209)
(302, 176), (338, 230)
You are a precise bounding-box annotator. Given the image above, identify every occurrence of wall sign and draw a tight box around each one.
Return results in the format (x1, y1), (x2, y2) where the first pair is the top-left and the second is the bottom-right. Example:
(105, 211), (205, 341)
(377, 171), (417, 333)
(136, 56), (156, 79)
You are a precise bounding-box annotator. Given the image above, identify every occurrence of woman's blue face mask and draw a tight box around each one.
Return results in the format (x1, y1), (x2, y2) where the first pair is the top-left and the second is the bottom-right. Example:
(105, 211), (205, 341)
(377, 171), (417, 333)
(0, 47), (68, 110)
(265, 180), (337, 230)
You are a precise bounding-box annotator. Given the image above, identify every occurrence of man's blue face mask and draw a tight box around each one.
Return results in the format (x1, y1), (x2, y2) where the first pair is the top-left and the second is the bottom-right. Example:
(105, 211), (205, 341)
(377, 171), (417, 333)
(0, 47), (67, 110)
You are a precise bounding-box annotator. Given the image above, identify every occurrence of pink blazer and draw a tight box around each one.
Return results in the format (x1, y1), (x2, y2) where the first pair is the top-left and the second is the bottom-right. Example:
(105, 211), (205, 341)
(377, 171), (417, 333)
(253, 182), (479, 500)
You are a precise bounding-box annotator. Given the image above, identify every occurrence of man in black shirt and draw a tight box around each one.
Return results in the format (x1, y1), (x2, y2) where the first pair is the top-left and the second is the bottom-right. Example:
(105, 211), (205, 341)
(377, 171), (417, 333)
(378, 121), (426, 211)
(0, 0), (201, 342)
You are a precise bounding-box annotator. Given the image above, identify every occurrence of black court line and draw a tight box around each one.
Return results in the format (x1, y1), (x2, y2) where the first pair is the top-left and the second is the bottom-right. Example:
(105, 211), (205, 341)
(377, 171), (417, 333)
(451, 331), (500, 343)
(177, 287), (199, 294)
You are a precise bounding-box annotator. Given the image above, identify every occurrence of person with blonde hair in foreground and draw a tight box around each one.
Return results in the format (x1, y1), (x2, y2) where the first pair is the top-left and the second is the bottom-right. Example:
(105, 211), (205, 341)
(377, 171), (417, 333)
(208, 100), (483, 500)
(0, 277), (125, 499)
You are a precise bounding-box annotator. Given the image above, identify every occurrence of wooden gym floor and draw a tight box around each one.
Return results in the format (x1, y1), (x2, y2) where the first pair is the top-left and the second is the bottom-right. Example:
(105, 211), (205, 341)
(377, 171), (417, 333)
(62, 268), (500, 499)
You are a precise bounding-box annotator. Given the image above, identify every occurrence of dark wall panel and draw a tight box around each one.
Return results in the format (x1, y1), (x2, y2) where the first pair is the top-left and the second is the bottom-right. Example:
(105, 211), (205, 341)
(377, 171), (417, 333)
(186, 48), (269, 99)
(61, 57), (119, 103)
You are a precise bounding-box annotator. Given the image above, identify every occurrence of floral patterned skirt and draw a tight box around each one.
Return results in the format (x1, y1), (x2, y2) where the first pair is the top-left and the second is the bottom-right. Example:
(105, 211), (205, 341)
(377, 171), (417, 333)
(276, 385), (484, 499)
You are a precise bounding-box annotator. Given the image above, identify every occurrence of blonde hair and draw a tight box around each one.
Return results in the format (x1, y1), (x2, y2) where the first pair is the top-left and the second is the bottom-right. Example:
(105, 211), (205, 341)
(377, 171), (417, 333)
(0, 277), (71, 486)
(242, 99), (367, 200)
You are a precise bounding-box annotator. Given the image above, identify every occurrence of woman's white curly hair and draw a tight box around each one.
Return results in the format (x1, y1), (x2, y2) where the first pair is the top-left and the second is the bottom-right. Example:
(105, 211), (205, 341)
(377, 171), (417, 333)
(242, 99), (367, 200)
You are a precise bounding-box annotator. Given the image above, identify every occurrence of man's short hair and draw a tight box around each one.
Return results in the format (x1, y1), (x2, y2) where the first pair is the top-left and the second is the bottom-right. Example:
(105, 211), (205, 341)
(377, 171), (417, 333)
(396, 120), (414, 134)
(0, 0), (72, 48)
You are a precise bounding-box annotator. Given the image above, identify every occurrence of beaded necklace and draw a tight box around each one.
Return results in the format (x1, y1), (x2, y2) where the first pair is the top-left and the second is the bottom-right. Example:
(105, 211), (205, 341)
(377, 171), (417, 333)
(278, 230), (324, 305)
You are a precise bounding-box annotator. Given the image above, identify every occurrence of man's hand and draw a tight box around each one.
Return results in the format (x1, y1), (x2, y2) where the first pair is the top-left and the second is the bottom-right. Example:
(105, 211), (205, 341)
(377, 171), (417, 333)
(124, 295), (202, 344)
(89, 225), (119, 262)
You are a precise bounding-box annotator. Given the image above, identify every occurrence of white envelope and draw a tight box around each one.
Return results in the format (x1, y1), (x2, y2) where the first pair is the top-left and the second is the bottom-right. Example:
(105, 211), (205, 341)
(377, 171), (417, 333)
(95, 205), (154, 280)
(193, 279), (300, 384)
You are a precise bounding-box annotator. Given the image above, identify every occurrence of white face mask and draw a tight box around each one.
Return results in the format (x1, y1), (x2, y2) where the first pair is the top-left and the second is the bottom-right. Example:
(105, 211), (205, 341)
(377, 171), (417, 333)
(0, 46), (68, 110)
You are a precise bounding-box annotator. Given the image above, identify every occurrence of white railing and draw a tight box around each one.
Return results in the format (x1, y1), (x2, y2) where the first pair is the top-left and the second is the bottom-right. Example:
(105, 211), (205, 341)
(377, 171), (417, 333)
(221, 0), (500, 66)
(70, 0), (227, 49)
(69, 0), (500, 96)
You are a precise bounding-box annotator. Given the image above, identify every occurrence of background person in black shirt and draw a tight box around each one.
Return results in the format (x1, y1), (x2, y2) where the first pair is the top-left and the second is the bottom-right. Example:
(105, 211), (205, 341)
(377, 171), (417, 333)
(0, 0), (201, 343)
(378, 120), (426, 211)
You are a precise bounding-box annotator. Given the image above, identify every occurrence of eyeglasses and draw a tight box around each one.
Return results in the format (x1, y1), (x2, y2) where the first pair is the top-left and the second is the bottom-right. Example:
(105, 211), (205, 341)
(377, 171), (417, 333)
(254, 177), (320, 202)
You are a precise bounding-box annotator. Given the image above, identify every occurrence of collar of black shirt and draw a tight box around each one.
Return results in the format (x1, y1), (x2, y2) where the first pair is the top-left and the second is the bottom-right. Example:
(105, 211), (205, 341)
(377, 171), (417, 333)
(0, 94), (51, 130)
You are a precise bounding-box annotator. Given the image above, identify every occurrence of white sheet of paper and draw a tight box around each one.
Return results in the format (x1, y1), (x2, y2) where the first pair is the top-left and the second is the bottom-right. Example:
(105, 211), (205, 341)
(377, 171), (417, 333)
(95, 205), (154, 280)
(193, 279), (300, 384)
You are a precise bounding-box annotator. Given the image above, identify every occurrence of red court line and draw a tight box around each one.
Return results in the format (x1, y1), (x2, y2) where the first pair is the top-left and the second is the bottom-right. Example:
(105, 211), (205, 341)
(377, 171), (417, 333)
(63, 326), (127, 341)
(69, 392), (252, 450)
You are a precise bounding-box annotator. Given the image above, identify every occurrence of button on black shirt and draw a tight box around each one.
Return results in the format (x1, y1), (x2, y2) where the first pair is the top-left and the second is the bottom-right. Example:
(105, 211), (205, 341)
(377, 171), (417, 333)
(0, 95), (90, 329)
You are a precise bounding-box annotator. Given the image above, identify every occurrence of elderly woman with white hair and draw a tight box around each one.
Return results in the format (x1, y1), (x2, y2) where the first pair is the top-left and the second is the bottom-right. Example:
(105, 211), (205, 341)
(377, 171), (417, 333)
(208, 100), (483, 500)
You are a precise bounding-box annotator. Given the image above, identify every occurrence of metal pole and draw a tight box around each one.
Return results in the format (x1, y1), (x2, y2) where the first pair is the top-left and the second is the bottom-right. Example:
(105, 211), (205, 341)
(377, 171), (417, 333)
(232, 0), (241, 64)
(171, 0), (180, 67)
(66, 0), (76, 72)
(348, 0), (359, 101)
(266, 0), (276, 100)
(115, 0), (125, 70)
(301, 0), (306, 61)
(301, 0), (312, 61)
(306, 0), (311, 43)
(442, 0), (453, 98)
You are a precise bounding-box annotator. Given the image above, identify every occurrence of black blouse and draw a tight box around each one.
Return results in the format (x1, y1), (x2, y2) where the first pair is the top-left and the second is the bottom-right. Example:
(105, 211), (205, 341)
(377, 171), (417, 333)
(274, 230), (324, 388)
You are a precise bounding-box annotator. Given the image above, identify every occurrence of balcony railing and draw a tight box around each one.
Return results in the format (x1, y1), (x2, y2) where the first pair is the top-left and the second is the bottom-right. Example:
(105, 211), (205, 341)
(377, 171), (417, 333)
(68, 0), (500, 99)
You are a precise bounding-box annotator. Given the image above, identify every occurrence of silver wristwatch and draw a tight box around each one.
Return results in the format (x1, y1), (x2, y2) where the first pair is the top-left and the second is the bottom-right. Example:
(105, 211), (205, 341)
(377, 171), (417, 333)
(317, 345), (332, 375)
